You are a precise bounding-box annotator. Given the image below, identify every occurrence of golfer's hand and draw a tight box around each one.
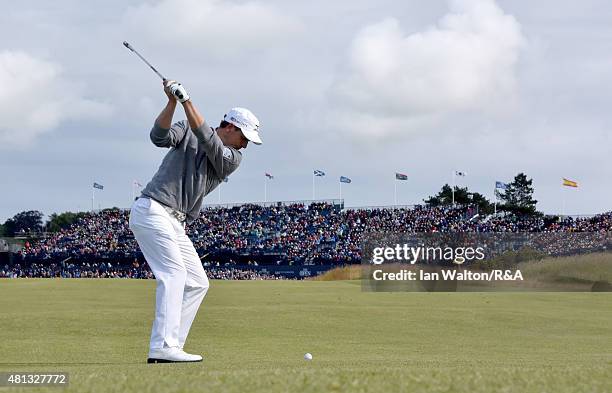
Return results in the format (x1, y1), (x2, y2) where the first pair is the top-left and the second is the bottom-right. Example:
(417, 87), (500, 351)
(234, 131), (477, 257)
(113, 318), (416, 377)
(165, 80), (190, 103)
(163, 80), (177, 103)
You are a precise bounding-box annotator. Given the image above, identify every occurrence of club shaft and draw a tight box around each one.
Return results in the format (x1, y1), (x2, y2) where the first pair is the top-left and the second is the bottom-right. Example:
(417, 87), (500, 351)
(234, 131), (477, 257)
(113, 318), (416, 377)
(123, 41), (166, 81)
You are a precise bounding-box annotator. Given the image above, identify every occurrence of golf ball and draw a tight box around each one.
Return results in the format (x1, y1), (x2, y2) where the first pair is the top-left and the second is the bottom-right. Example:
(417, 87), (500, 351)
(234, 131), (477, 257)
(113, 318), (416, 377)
(304, 353), (313, 361)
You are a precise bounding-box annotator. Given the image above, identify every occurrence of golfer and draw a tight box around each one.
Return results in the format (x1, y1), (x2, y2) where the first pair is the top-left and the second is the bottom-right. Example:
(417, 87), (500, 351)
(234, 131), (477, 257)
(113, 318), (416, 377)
(129, 80), (262, 363)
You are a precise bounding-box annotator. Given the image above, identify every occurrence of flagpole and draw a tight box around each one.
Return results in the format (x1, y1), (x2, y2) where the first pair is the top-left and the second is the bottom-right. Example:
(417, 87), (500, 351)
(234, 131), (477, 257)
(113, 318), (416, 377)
(264, 178), (268, 203)
(312, 171), (315, 200)
(340, 181), (342, 200)
(218, 183), (221, 204)
(562, 186), (566, 218)
(92, 186), (95, 212)
(394, 180), (397, 206)
(562, 196), (565, 217)
(452, 171), (455, 205)
(494, 186), (497, 215)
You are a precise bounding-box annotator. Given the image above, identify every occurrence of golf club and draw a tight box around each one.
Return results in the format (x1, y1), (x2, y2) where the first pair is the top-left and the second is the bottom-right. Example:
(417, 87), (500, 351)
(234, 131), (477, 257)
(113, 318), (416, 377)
(123, 41), (167, 82)
(123, 41), (188, 101)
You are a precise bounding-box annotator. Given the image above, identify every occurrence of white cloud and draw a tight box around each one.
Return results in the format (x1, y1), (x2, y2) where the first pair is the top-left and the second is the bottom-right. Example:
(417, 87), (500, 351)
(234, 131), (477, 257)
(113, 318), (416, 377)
(123, 0), (302, 57)
(0, 51), (112, 148)
(328, 0), (525, 137)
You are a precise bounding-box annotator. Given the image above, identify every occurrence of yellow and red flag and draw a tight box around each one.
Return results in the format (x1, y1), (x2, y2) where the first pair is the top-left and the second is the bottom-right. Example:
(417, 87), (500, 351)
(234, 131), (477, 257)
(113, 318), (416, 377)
(562, 178), (578, 188)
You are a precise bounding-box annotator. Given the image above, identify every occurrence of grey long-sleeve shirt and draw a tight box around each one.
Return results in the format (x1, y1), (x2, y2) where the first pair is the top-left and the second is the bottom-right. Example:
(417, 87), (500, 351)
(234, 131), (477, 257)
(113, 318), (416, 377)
(140, 119), (242, 223)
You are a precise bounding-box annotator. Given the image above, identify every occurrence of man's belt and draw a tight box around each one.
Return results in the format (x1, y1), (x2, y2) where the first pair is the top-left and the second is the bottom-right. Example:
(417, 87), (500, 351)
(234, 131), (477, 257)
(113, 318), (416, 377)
(139, 196), (187, 223)
(162, 205), (187, 223)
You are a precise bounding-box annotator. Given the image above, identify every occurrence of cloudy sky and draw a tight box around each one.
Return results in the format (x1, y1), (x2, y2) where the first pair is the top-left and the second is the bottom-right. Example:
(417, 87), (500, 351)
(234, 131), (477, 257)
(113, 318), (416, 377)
(1, 0), (610, 221)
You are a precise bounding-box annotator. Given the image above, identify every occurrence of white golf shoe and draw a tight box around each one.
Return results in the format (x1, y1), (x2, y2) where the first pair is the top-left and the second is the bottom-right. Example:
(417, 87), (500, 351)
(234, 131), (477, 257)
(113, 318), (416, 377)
(147, 347), (203, 363)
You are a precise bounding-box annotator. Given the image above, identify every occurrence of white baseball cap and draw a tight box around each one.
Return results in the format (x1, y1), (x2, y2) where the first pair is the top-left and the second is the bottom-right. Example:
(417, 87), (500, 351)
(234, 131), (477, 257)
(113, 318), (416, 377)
(224, 107), (262, 145)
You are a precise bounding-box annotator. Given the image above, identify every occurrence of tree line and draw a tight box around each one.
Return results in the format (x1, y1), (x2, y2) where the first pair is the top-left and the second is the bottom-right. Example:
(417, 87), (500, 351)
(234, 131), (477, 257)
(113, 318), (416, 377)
(0, 211), (90, 237)
(423, 172), (538, 216)
(0, 173), (538, 237)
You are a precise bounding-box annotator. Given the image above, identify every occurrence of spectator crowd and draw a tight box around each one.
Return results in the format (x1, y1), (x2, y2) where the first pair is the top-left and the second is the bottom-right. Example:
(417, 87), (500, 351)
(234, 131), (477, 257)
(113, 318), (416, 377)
(3, 202), (611, 279)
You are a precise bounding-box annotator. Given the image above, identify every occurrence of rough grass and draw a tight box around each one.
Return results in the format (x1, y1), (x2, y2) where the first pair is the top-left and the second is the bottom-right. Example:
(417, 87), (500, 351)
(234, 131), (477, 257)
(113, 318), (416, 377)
(311, 264), (362, 281)
(317, 253), (612, 291)
(0, 279), (610, 393)
(518, 252), (612, 283)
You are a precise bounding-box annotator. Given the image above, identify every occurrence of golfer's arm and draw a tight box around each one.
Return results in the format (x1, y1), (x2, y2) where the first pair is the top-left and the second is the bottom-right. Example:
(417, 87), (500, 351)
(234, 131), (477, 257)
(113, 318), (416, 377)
(183, 100), (241, 178)
(155, 100), (177, 129)
(182, 100), (205, 131)
(150, 101), (187, 147)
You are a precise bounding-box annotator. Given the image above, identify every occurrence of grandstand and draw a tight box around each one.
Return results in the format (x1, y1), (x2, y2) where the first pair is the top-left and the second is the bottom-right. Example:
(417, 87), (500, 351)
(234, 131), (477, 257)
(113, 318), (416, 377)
(2, 201), (611, 279)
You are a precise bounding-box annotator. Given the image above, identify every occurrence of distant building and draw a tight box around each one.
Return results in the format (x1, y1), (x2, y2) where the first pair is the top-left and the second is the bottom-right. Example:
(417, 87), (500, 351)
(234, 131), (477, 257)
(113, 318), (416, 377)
(0, 239), (8, 252)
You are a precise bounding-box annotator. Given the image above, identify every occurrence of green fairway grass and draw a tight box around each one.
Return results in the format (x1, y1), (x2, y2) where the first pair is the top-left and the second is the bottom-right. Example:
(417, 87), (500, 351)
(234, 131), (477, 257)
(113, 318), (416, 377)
(0, 279), (610, 392)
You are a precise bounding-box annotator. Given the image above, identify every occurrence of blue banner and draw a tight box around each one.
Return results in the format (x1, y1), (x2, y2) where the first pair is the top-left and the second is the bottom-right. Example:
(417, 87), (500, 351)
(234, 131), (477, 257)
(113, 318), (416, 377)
(495, 181), (508, 190)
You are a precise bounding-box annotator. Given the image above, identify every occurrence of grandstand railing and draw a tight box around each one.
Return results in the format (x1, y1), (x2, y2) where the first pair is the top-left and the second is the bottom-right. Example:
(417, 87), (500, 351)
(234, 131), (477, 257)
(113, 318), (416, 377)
(559, 214), (598, 219)
(92, 201), (605, 219)
(344, 204), (417, 211)
(202, 199), (344, 209)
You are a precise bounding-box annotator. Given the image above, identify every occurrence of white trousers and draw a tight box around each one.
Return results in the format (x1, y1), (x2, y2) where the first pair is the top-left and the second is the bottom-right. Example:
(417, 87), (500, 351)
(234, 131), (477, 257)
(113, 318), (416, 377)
(129, 197), (209, 350)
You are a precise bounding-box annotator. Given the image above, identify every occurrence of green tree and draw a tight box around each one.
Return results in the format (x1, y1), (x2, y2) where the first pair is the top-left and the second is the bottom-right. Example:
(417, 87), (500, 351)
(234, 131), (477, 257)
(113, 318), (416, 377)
(469, 192), (494, 215)
(2, 219), (16, 236)
(47, 212), (87, 233)
(424, 184), (493, 214)
(424, 184), (457, 206)
(499, 173), (539, 216)
(0, 223), (5, 237)
(2, 211), (44, 236)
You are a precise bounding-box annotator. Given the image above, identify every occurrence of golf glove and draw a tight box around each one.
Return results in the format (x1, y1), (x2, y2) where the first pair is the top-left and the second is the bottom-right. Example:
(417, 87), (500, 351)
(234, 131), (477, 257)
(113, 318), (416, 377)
(167, 82), (190, 103)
